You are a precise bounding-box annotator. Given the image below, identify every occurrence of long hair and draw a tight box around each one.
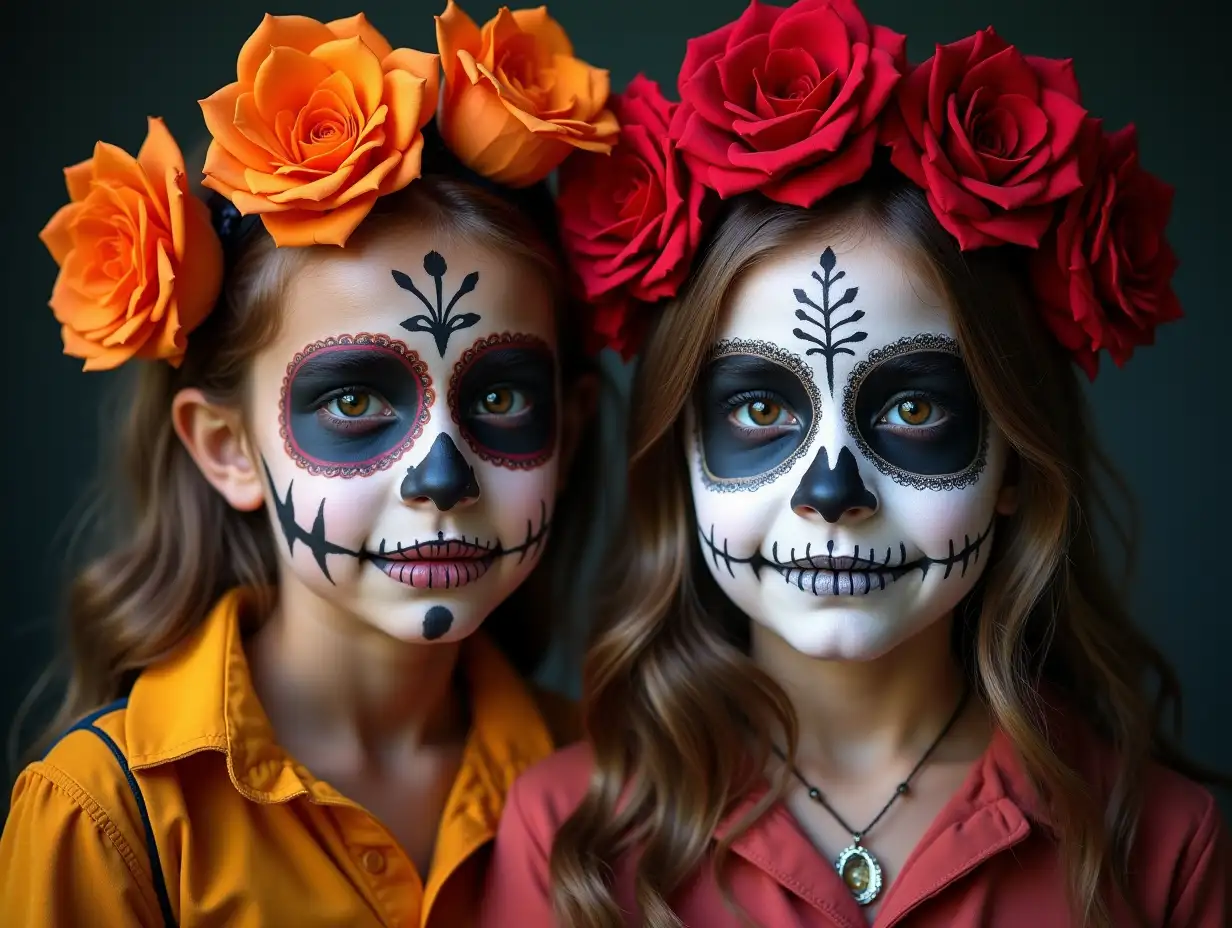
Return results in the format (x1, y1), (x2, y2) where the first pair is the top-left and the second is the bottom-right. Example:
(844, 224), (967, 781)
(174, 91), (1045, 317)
(19, 173), (604, 764)
(548, 162), (1214, 928)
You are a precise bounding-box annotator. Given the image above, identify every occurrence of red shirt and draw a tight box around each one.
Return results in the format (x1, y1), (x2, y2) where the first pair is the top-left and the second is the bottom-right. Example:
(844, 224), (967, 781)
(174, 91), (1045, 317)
(481, 725), (1229, 926)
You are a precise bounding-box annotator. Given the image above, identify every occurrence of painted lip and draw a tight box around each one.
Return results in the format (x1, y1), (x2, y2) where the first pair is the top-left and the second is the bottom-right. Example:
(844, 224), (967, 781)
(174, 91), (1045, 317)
(782, 554), (886, 571)
(372, 555), (494, 589)
(372, 537), (495, 589)
(377, 538), (491, 562)
(775, 564), (904, 596)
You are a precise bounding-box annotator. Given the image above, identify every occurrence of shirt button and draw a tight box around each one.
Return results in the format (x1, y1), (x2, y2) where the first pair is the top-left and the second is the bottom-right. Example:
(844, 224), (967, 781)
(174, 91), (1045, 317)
(360, 848), (387, 875)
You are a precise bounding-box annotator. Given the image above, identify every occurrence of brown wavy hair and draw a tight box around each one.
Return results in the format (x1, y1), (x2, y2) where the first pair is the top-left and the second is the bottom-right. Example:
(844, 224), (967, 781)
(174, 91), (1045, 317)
(16, 174), (605, 766)
(549, 162), (1217, 928)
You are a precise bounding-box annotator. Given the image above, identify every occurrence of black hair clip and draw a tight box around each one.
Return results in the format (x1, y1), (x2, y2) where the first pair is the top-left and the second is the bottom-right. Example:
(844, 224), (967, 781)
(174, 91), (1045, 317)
(206, 191), (262, 262)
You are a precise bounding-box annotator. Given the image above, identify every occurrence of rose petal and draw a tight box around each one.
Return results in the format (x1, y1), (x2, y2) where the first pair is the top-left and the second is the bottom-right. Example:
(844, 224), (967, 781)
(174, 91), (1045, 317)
(436, 0), (485, 86)
(260, 193), (377, 246)
(64, 160), (94, 202)
(254, 46), (336, 126)
(313, 37), (386, 115)
(326, 13), (394, 60)
(959, 44), (1039, 105)
(384, 48), (441, 130)
(509, 5), (574, 58)
(200, 83), (279, 170)
(759, 125), (876, 205)
(770, 6), (852, 77)
(726, 0), (787, 49)
(237, 13), (338, 86)
(40, 203), (80, 265)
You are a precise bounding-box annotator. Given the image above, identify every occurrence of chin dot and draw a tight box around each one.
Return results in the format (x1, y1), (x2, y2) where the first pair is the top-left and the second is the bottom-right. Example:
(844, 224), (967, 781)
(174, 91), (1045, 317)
(423, 606), (454, 641)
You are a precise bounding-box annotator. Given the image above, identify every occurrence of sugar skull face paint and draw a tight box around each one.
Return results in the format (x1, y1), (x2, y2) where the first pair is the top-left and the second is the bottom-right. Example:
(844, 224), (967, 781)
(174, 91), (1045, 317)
(249, 225), (562, 645)
(449, 332), (558, 470)
(688, 236), (1011, 661)
(280, 334), (434, 479)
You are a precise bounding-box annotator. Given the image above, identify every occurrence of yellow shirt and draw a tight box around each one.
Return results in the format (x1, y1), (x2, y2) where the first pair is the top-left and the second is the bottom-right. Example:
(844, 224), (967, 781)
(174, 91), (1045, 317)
(0, 588), (573, 927)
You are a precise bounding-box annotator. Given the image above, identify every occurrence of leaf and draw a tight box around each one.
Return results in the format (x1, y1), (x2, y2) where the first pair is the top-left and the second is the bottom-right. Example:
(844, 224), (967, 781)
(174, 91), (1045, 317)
(444, 271), (480, 314)
(819, 247), (837, 274)
(830, 286), (859, 311)
(391, 269), (435, 313)
(448, 312), (481, 331)
(791, 327), (826, 349)
(794, 289), (823, 312)
(399, 314), (435, 333)
(423, 251), (447, 278)
(832, 331), (868, 348)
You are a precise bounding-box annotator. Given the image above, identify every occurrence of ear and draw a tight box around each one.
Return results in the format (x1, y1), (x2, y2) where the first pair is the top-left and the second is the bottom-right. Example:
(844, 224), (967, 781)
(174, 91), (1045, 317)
(995, 449), (1020, 517)
(171, 388), (265, 512)
(556, 372), (600, 494)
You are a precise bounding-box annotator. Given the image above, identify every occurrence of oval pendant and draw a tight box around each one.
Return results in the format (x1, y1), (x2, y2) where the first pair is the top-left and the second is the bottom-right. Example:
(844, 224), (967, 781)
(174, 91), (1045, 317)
(834, 843), (883, 906)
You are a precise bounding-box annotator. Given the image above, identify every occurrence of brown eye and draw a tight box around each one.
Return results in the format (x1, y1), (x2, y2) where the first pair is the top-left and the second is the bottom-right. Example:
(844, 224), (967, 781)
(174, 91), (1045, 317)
(482, 388), (514, 414)
(896, 399), (932, 425)
(748, 400), (781, 426)
(333, 393), (371, 417)
(731, 398), (793, 429)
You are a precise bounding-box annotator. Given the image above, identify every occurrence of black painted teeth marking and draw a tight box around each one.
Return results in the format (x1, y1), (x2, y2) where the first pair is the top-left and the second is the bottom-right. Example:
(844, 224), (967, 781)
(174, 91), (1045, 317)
(697, 517), (994, 596)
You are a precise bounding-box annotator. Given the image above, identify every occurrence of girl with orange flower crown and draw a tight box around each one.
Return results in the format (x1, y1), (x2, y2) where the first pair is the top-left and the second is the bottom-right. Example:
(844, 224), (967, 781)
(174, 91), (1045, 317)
(481, 1), (1231, 926)
(0, 7), (619, 926)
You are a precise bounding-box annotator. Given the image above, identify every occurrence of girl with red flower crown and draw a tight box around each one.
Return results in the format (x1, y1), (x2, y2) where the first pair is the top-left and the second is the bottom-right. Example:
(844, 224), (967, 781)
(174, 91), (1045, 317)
(1, 7), (622, 926)
(483, 0), (1229, 925)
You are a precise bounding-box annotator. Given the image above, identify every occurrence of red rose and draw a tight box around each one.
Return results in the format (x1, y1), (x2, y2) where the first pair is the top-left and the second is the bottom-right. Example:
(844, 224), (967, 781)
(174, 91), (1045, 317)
(882, 27), (1091, 250)
(668, 0), (905, 207)
(558, 75), (710, 358)
(1031, 124), (1182, 380)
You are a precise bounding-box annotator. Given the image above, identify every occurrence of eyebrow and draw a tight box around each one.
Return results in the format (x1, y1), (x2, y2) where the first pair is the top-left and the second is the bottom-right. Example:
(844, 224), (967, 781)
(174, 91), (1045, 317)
(876, 351), (965, 377)
(706, 351), (791, 374)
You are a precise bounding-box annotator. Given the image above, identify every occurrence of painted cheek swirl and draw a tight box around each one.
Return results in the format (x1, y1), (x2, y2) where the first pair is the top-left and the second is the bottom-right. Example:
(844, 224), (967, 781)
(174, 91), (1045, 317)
(841, 333), (987, 491)
(280, 334), (433, 478)
(448, 332), (558, 470)
(694, 339), (822, 492)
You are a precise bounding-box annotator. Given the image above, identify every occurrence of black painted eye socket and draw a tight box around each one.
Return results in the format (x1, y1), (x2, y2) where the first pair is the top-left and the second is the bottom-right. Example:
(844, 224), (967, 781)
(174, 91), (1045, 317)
(449, 333), (558, 470)
(841, 334), (987, 490)
(280, 334), (433, 479)
(695, 340), (821, 488)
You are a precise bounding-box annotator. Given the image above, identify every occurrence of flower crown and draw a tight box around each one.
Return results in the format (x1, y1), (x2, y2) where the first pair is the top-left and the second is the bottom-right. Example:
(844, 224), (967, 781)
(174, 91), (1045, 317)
(40, 6), (618, 372)
(557, 0), (1182, 379)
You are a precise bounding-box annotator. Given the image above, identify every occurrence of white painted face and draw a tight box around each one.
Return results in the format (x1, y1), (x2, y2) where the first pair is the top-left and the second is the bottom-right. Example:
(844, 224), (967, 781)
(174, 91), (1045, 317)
(688, 232), (1014, 660)
(247, 225), (560, 644)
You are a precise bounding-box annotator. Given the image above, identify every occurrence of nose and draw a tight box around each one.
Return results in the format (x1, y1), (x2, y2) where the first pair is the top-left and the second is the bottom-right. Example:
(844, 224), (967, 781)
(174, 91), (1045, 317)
(790, 445), (878, 524)
(400, 434), (481, 511)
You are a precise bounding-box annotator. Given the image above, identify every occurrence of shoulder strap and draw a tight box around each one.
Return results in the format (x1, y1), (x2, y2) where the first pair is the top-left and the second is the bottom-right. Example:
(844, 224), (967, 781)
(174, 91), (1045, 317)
(46, 699), (178, 927)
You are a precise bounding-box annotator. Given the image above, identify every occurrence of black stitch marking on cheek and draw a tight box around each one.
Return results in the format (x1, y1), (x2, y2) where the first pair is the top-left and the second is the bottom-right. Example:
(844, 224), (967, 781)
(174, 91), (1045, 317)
(841, 333), (988, 491)
(423, 606), (454, 640)
(696, 338), (822, 494)
(696, 516), (994, 596)
(790, 247), (868, 397)
(262, 457), (361, 584)
(393, 251), (481, 358)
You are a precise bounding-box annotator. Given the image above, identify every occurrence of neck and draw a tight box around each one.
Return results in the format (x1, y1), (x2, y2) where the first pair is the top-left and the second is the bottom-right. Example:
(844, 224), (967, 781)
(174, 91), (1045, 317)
(247, 583), (467, 770)
(751, 614), (974, 777)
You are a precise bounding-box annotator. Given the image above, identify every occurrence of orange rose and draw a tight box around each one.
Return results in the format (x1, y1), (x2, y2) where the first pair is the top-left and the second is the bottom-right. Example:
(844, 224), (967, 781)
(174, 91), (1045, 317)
(39, 118), (223, 372)
(199, 13), (440, 247)
(436, 1), (619, 186)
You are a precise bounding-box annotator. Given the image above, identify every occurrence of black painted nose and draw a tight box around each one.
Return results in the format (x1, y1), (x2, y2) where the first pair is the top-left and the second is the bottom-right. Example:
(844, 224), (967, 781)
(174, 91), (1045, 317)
(400, 434), (481, 511)
(791, 446), (877, 523)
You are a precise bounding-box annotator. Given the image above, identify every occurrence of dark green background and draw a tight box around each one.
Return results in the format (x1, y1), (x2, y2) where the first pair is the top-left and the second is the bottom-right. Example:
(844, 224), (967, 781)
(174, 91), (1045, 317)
(4, 0), (1228, 821)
